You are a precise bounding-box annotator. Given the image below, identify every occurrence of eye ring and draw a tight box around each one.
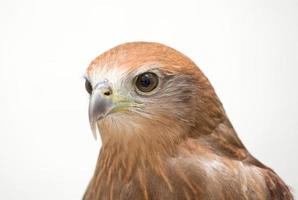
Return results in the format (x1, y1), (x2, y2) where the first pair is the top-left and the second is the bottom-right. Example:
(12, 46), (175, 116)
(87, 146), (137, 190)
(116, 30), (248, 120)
(85, 79), (93, 94)
(134, 72), (159, 94)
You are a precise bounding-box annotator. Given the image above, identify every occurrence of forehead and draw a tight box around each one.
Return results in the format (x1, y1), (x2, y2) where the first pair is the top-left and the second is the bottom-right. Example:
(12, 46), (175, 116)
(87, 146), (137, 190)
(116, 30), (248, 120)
(86, 42), (196, 84)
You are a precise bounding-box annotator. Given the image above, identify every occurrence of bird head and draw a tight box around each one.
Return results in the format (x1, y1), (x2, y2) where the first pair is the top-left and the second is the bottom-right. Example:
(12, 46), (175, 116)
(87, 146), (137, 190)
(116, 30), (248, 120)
(85, 42), (224, 146)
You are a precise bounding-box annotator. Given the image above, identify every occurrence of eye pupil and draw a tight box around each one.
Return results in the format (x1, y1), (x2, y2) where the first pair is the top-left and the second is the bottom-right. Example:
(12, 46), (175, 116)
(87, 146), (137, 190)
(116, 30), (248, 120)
(140, 74), (151, 87)
(85, 79), (93, 94)
(135, 72), (158, 93)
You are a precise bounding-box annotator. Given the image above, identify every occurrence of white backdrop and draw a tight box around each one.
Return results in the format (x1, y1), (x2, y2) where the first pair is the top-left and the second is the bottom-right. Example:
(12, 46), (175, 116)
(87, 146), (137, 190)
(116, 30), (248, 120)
(0, 0), (297, 199)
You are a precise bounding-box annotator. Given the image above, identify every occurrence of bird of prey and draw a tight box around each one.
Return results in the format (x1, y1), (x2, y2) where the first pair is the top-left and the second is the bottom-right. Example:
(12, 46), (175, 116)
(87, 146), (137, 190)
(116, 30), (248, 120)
(83, 42), (293, 200)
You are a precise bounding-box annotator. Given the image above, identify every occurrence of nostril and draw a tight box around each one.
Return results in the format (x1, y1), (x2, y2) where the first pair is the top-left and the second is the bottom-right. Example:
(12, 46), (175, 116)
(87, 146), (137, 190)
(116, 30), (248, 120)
(103, 90), (112, 96)
(94, 81), (113, 96)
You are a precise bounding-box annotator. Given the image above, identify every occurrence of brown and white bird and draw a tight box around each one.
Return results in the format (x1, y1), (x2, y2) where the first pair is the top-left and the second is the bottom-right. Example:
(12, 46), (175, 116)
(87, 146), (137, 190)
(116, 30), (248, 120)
(83, 42), (293, 200)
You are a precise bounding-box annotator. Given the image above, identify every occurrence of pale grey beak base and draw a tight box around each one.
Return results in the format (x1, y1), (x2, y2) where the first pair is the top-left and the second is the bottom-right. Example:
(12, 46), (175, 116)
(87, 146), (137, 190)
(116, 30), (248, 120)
(89, 81), (113, 139)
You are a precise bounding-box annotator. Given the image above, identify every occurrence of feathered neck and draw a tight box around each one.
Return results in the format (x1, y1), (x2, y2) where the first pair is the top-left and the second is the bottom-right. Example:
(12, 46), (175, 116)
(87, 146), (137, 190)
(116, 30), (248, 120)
(92, 115), (187, 182)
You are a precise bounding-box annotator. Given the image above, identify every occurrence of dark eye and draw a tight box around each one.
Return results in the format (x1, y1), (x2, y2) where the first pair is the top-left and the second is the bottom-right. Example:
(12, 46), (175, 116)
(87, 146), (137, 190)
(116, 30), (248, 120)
(135, 72), (159, 93)
(85, 79), (93, 94)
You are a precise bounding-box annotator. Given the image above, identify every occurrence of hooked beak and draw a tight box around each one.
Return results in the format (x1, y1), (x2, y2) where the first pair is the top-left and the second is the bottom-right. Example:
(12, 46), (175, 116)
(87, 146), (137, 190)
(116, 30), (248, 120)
(89, 81), (113, 139)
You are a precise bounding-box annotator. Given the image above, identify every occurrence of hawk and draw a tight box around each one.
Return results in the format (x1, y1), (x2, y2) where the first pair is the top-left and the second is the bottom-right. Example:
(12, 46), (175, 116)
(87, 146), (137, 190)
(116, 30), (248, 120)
(83, 42), (293, 200)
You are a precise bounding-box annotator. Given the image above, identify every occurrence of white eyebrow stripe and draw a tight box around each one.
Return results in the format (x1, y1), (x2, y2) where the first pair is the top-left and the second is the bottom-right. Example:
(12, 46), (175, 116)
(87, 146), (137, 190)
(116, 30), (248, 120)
(131, 63), (163, 76)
